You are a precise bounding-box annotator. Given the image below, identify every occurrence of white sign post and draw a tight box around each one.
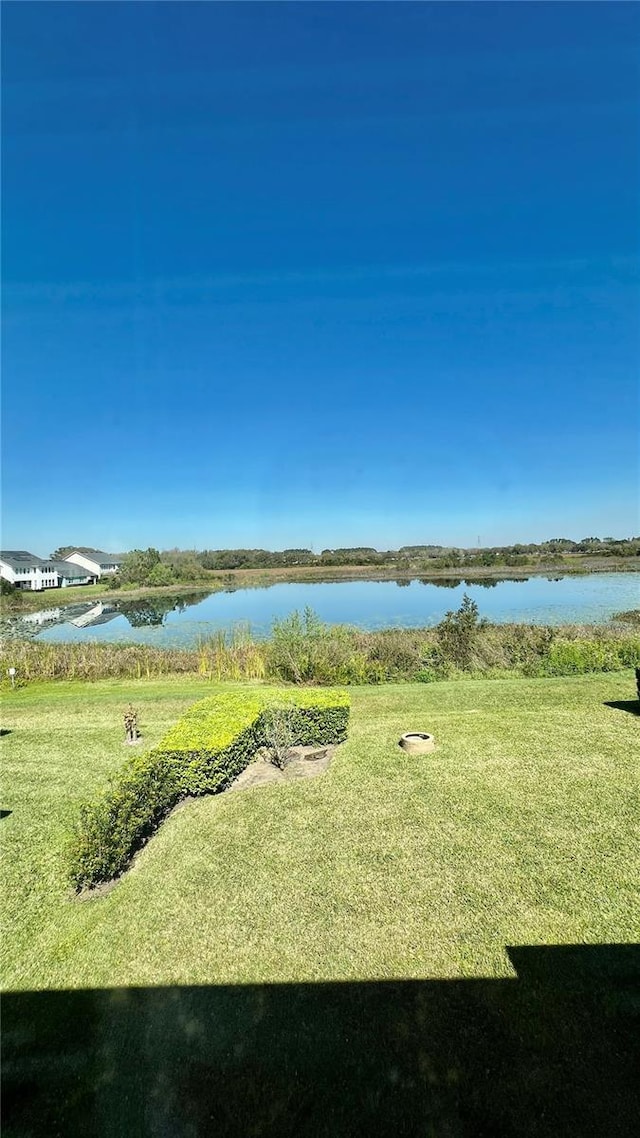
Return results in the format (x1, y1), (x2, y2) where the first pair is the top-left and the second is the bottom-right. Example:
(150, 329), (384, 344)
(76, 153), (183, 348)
(8, 667), (16, 689)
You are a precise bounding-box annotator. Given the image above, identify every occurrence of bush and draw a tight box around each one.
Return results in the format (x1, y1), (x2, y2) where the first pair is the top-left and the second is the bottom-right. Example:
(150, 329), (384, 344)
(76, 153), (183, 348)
(415, 667), (439, 683)
(267, 609), (373, 685)
(68, 751), (180, 890)
(261, 705), (297, 768)
(69, 687), (350, 890)
(436, 594), (482, 670)
(146, 563), (175, 587)
(533, 638), (640, 677)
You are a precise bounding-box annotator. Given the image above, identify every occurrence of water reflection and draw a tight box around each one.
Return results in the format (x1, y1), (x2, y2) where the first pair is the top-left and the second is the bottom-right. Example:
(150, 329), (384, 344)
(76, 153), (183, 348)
(0, 574), (636, 646)
(115, 592), (207, 627)
(0, 591), (211, 640)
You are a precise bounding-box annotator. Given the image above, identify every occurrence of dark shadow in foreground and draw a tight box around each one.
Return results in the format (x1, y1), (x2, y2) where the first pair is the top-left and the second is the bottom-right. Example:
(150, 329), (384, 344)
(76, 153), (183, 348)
(604, 700), (640, 717)
(3, 945), (638, 1138)
(0, 809), (12, 819)
(0, 728), (12, 736)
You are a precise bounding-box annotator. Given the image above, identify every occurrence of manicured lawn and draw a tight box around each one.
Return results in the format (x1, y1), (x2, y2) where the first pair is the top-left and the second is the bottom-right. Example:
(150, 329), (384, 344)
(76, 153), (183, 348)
(2, 672), (639, 1136)
(1, 671), (638, 992)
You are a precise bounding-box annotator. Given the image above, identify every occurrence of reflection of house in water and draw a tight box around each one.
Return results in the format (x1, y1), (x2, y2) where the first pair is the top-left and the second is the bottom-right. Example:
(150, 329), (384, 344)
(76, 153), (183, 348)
(70, 603), (119, 629)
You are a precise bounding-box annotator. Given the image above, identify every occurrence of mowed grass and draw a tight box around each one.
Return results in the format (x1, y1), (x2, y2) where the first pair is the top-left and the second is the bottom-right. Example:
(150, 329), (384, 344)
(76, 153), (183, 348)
(1, 672), (638, 992)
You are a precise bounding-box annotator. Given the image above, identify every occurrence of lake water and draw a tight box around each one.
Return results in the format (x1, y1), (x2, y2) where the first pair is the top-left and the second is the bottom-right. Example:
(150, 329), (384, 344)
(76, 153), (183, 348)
(1, 573), (637, 648)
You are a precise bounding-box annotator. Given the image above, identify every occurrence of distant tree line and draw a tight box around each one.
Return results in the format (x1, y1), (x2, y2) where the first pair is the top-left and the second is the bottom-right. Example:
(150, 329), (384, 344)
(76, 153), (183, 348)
(41, 537), (640, 592)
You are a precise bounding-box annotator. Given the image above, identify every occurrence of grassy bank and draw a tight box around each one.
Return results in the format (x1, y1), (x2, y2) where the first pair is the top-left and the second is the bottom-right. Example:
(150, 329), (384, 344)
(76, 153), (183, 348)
(2, 615), (639, 685)
(2, 671), (637, 990)
(3, 672), (638, 1134)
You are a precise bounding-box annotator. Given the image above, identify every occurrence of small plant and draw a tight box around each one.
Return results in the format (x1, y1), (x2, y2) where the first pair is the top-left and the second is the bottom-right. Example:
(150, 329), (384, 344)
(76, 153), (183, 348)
(261, 704), (297, 769)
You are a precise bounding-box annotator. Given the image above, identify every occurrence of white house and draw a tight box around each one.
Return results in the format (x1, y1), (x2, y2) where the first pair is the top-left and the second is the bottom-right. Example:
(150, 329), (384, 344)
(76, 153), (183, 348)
(0, 551), (95, 591)
(63, 549), (121, 578)
(50, 561), (95, 587)
(0, 551), (60, 591)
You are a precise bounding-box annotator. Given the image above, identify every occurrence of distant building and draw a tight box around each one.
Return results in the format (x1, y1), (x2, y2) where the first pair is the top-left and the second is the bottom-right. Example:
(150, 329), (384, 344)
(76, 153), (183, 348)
(0, 551), (60, 591)
(63, 549), (121, 578)
(0, 550), (99, 591)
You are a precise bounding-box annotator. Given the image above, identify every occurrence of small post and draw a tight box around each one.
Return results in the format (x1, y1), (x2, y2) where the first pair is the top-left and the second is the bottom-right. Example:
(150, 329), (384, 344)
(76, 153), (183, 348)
(124, 704), (139, 744)
(8, 667), (16, 690)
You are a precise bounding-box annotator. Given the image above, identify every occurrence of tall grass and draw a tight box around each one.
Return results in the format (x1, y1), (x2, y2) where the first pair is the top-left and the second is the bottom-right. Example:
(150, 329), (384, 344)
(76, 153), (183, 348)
(2, 609), (639, 687)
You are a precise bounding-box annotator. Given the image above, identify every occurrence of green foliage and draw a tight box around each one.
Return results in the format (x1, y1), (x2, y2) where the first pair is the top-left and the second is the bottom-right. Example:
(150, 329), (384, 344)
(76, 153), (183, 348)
(4, 609), (640, 689)
(415, 667), (439, 683)
(50, 546), (91, 560)
(0, 578), (16, 596)
(436, 594), (482, 670)
(160, 549), (207, 581)
(530, 637), (640, 677)
(113, 548), (162, 588)
(267, 608), (368, 684)
(68, 751), (180, 890)
(146, 563), (175, 587)
(69, 687), (350, 890)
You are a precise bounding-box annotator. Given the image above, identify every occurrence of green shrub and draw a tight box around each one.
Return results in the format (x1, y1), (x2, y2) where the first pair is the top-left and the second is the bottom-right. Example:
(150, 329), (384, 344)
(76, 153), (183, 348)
(436, 594), (482, 670)
(415, 667), (439, 683)
(68, 751), (180, 890)
(267, 609), (365, 684)
(529, 637), (640, 677)
(69, 688), (350, 891)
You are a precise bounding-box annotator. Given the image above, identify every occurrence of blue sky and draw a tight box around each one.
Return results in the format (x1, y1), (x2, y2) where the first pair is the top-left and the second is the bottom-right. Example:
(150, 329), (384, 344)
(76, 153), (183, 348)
(2, 1), (639, 554)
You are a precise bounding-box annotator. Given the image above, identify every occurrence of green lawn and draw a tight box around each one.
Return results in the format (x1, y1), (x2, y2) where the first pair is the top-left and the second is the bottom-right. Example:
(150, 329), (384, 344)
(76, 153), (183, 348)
(2, 672), (639, 1136)
(2, 671), (638, 992)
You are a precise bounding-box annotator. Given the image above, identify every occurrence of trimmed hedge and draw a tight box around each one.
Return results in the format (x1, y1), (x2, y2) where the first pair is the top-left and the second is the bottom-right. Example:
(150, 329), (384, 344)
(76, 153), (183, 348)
(68, 688), (349, 891)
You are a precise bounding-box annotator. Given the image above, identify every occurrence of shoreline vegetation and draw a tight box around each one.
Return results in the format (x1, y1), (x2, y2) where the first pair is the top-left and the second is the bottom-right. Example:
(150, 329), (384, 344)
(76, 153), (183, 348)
(2, 553), (639, 615)
(2, 602), (638, 686)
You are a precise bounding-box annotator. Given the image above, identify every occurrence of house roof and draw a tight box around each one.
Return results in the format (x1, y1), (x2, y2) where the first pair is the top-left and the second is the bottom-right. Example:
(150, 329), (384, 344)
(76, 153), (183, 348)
(64, 549), (121, 566)
(50, 560), (93, 579)
(0, 550), (51, 569)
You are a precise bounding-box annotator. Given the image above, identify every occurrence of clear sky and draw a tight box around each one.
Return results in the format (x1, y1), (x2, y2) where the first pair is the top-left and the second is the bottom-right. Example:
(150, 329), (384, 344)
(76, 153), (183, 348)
(2, 1), (639, 555)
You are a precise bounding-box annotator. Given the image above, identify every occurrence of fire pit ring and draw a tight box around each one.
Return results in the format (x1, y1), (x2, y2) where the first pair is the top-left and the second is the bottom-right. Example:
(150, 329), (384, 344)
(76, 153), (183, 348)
(399, 732), (436, 754)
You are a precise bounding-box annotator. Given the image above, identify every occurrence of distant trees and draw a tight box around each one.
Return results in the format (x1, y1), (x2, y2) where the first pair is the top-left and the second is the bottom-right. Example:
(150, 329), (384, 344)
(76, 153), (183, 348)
(49, 535), (640, 592)
(199, 548), (319, 570)
(109, 548), (172, 590)
(50, 546), (88, 560)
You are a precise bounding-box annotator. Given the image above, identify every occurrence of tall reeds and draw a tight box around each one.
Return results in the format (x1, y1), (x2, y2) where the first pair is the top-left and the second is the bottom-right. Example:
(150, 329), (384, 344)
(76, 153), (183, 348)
(1, 613), (638, 686)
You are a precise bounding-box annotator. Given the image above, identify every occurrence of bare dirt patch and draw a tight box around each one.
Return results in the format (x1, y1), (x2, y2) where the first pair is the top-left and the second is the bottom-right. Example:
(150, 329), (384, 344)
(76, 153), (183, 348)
(227, 744), (337, 793)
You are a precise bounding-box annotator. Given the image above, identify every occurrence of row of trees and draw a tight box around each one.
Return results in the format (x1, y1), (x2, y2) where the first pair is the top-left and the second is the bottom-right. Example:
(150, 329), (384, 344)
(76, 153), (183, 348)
(46, 537), (640, 592)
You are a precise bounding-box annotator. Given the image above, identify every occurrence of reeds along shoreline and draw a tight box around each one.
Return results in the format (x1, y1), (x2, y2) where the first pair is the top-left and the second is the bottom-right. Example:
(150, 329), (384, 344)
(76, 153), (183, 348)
(1, 617), (638, 685)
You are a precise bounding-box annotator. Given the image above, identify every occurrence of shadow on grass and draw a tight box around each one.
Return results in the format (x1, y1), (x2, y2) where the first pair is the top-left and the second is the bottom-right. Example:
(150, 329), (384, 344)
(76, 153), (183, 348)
(3, 945), (638, 1137)
(0, 728), (11, 736)
(604, 700), (640, 717)
(0, 809), (12, 819)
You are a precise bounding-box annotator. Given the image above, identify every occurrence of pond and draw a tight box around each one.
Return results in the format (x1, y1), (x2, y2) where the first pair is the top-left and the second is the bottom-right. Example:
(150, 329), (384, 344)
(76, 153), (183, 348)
(1, 573), (637, 648)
